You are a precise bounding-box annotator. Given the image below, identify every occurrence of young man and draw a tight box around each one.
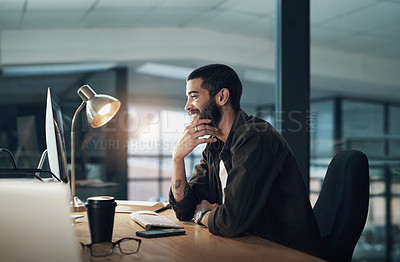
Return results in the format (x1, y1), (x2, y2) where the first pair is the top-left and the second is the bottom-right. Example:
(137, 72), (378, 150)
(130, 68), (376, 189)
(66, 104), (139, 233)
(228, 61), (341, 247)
(169, 64), (324, 258)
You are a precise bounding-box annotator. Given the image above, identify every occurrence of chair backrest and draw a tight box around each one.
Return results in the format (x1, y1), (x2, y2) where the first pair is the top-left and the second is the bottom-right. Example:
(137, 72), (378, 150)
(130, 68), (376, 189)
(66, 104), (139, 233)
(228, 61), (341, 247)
(313, 150), (370, 262)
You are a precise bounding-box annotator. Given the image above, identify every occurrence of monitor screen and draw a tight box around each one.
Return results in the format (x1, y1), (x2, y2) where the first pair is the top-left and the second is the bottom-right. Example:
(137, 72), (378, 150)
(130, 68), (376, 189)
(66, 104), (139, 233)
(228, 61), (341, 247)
(45, 87), (67, 181)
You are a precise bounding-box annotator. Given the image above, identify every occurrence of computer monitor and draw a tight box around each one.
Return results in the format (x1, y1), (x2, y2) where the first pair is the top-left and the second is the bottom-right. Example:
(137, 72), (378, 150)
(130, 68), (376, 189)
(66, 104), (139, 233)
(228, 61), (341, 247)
(0, 180), (80, 262)
(45, 87), (67, 181)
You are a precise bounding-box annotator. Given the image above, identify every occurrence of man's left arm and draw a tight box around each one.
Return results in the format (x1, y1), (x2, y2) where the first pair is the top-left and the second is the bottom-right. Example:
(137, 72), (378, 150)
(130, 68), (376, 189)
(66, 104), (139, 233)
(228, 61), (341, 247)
(206, 130), (285, 237)
(193, 199), (219, 226)
(200, 211), (211, 227)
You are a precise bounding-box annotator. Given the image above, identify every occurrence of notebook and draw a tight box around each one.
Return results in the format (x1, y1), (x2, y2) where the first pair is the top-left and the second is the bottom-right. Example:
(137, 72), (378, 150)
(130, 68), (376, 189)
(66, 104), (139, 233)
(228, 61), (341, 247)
(116, 200), (170, 213)
(130, 210), (184, 230)
(0, 180), (80, 262)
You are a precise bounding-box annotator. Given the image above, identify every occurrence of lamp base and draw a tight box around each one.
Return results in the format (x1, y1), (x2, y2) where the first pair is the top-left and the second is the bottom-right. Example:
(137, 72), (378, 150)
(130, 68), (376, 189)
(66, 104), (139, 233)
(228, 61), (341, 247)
(71, 196), (86, 212)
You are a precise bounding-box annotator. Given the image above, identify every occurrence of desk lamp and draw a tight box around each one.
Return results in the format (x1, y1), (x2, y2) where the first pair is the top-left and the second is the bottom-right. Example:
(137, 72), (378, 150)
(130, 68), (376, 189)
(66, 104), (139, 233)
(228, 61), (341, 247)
(71, 85), (121, 211)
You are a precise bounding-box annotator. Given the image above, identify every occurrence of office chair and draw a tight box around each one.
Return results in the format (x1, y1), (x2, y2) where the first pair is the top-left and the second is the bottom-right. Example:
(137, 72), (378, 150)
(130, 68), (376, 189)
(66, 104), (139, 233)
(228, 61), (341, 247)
(313, 150), (370, 262)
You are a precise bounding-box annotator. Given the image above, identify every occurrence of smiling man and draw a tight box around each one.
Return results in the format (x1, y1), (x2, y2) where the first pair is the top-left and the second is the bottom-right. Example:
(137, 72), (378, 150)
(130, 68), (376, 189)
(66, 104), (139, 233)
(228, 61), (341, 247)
(169, 64), (324, 258)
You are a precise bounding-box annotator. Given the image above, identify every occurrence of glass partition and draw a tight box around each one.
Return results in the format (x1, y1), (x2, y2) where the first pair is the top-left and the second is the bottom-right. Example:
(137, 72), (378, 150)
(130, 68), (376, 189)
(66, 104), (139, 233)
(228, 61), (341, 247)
(311, 0), (400, 259)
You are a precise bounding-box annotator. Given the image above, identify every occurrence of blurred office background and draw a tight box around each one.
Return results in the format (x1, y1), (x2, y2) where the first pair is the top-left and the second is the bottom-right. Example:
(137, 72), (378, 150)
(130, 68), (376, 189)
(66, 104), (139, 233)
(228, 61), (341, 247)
(0, 0), (399, 261)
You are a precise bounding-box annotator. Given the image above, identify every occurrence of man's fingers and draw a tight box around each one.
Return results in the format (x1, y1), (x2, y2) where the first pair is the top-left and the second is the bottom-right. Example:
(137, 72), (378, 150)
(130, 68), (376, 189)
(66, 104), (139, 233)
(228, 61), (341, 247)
(192, 124), (218, 136)
(192, 125), (218, 137)
(197, 137), (217, 144)
(196, 124), (218, 132)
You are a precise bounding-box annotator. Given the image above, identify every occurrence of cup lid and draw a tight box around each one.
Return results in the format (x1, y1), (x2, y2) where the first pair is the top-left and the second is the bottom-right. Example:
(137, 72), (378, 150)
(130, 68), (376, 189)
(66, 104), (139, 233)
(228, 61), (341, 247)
(86, 196), (115, 205)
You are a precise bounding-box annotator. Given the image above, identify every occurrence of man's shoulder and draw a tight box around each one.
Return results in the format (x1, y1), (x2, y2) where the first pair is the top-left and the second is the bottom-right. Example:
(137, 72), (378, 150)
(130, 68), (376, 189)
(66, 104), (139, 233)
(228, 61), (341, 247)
(234, 114), (274, 136)
(231, 114), (287, 149)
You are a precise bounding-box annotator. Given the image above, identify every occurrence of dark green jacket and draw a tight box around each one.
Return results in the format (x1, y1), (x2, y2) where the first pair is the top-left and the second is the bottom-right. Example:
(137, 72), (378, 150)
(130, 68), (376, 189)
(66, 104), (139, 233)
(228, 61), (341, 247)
(169, 110), (324, 258)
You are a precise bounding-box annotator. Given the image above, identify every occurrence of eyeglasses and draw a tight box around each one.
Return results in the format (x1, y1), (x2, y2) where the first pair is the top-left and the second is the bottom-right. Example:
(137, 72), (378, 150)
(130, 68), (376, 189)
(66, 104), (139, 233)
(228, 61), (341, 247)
(80, 237), (141, 257)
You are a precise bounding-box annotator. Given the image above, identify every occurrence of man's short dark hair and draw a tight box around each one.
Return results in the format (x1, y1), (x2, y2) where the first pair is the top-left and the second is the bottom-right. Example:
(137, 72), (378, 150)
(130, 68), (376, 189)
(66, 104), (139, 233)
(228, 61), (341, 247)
(187, 64), (242, 111)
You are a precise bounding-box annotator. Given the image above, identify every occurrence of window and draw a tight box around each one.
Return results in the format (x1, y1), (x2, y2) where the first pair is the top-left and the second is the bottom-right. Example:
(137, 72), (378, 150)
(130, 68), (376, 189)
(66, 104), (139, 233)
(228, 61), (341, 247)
(310, 100), (334, 158)
(342, 100), (385, 157)
(389, 106), (400, 157)
(127, 106), (205, 201)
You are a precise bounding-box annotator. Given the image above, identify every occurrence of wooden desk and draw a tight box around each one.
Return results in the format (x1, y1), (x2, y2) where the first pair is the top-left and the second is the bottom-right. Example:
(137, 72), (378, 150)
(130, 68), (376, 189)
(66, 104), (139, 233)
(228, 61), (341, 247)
(74, 209), (325, 262)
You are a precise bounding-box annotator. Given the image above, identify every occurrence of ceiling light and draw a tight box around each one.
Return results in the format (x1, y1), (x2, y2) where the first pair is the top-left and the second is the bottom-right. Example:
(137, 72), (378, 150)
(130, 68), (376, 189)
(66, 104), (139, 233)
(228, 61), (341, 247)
(2, 63), (117, 76)
(135, 62), (194, 80)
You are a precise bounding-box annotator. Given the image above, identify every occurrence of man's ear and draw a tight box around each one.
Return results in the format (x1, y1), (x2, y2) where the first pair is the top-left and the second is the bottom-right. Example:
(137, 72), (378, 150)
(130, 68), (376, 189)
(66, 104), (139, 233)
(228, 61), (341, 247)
(216, 88), (230, 106)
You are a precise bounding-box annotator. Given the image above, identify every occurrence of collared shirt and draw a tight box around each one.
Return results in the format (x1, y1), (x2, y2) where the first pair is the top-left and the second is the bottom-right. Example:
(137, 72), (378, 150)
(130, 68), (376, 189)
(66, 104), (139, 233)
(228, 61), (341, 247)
(169, 109), (324, 258)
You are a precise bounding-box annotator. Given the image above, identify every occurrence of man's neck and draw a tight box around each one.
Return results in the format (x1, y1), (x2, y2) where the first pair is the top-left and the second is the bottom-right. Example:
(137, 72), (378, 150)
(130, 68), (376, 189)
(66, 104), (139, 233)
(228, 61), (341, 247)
(216, 108), (237, 142)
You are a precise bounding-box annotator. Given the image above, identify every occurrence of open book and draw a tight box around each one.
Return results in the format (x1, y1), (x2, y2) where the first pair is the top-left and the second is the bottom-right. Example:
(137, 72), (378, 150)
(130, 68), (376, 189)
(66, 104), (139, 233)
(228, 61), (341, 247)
(130, 210), (184, 230)
(115, 200), (170, 213)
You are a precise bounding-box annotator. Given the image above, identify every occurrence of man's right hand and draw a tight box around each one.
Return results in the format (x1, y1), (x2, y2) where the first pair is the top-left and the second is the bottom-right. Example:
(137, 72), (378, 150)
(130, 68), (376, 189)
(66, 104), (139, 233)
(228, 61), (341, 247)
(172, 118), (218, 160)
(171, 117), (218, 202)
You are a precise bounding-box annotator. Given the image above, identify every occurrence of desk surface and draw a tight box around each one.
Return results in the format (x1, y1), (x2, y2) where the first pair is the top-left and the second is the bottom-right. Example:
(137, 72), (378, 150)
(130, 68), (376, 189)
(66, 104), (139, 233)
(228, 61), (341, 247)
(74, 209), (324, 262)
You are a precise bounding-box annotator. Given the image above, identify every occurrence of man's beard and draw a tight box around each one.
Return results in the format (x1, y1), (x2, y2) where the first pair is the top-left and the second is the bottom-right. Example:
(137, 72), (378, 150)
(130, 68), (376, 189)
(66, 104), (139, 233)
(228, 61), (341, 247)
(199, 97), (221, 127)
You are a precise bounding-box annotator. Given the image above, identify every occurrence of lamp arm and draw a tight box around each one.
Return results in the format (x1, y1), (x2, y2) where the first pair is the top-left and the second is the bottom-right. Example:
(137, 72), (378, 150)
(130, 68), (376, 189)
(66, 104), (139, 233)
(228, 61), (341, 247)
(71, 101), (86, 198)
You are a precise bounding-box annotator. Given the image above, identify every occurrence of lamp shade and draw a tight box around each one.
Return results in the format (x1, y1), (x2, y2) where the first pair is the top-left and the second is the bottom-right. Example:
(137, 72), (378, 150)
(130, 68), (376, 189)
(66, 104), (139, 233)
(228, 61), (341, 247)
(77, 85), (121, 128)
